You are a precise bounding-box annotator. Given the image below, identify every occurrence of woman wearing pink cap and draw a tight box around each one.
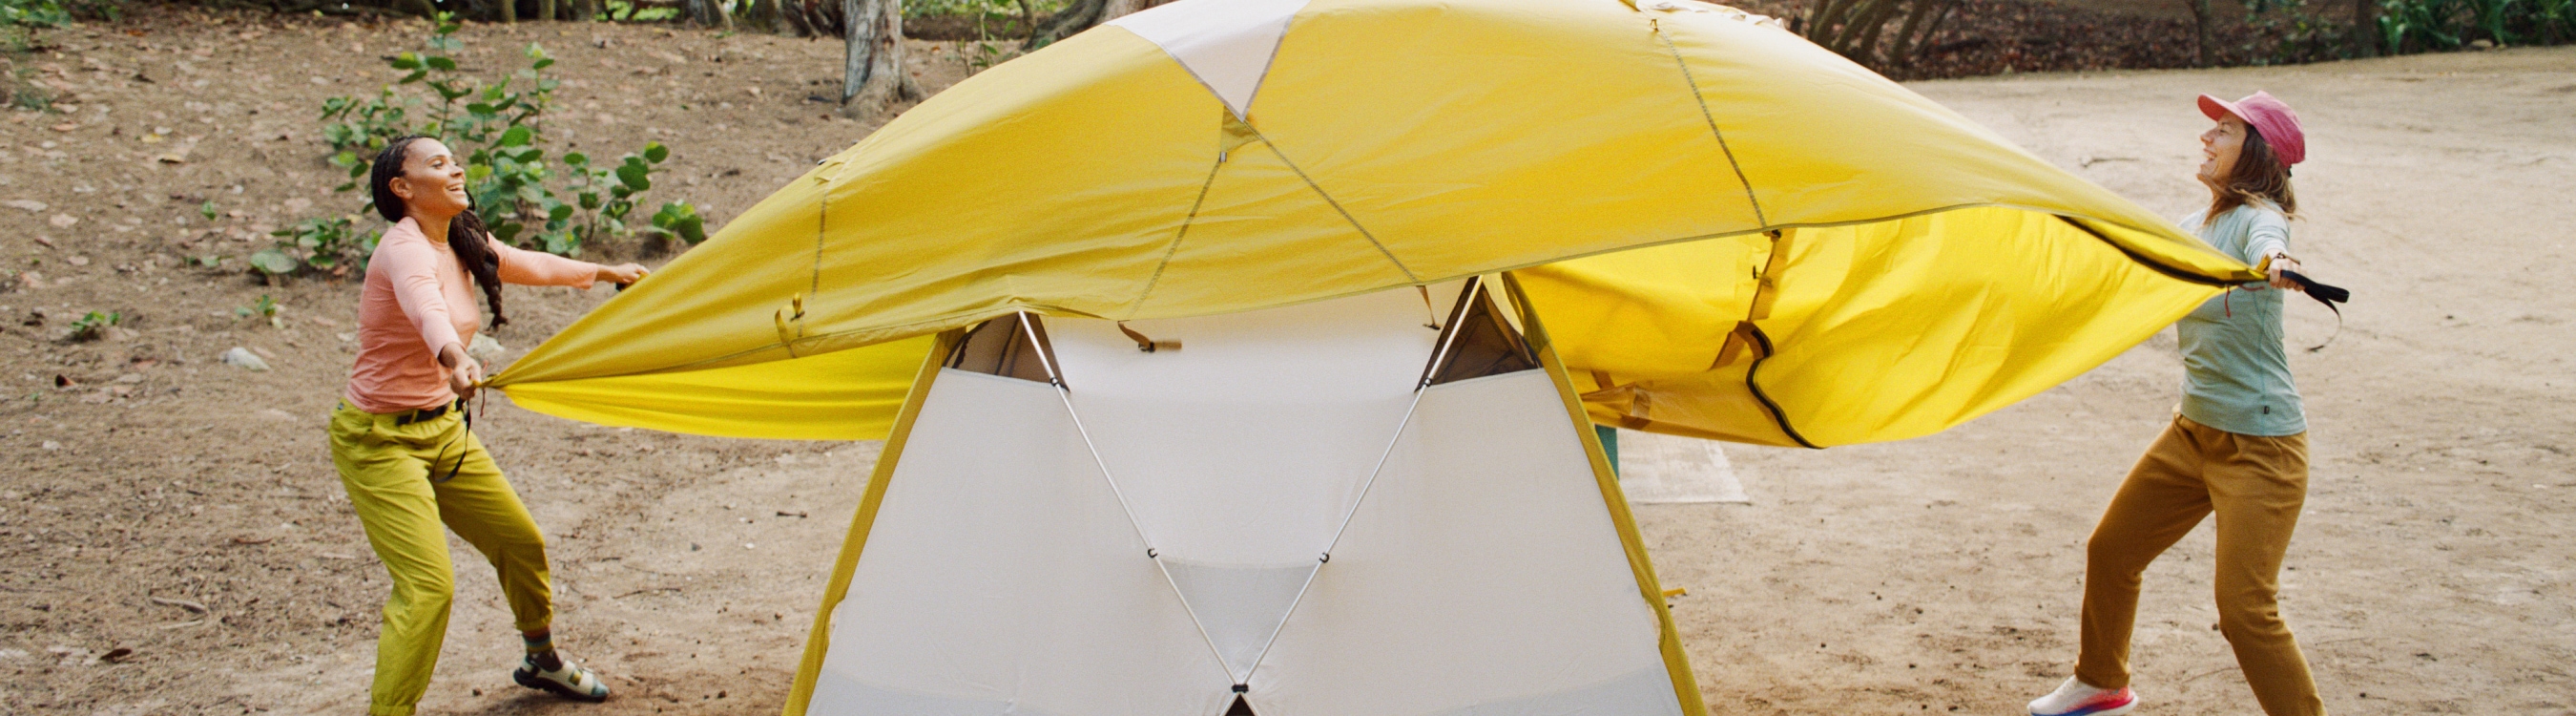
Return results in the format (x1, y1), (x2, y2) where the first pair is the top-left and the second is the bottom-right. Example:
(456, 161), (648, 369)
(2027, 92), (2328, 716)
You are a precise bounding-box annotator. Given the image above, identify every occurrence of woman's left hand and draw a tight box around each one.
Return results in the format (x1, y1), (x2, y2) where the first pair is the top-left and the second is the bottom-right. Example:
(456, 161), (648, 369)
(2266, 255), (2302, 290)
(596, 263), (649, 285)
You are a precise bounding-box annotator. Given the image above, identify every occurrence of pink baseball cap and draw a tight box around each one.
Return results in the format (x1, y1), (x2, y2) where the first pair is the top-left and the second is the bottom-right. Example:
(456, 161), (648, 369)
(2198, 91), (2304, 166)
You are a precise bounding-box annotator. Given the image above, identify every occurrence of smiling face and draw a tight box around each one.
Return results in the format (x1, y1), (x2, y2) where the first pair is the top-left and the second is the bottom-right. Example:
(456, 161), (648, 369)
(387, 138), (471, 222)
(2198, 115), (2249, 186)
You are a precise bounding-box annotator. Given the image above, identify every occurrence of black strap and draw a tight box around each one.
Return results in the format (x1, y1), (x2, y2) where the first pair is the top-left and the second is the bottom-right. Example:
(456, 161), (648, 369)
(2277, 270), (2349, 352)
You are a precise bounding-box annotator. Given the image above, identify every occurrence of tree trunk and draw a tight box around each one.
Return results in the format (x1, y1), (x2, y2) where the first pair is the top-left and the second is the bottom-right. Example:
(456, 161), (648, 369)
(537, 0), (556, 22)
(743, 0), (785, 33)
(2350, 0), (2379, 55)
(782, 0), (819, 36)
(1884, 0), (1942, 72)
(1910, 0), (1958, 65)
(499, 0), (517, 23)
(687, 0), (733, 29)
(2188, 0), (2213, 66)
(1027, 0), (1107, 50)
(1102, 0), (1140, 21)
(842, 0), (922, 114)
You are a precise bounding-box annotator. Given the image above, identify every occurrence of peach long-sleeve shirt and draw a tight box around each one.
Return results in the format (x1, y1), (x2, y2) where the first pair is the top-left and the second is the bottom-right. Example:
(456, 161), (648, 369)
(344, 217), (600, 413)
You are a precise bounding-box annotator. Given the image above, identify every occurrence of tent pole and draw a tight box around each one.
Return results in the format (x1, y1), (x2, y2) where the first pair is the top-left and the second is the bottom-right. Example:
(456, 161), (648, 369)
(1240, 278), (1485, 684)
(1020, 313), (1242, 684)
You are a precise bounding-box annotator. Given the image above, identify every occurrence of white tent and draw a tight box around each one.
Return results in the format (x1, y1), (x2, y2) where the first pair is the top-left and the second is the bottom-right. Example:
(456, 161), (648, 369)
(788, 277), (1702, 715)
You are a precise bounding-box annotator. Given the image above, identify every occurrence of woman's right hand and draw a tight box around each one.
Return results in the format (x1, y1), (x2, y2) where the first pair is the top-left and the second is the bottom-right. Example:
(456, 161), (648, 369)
(439, 342), (485, 400)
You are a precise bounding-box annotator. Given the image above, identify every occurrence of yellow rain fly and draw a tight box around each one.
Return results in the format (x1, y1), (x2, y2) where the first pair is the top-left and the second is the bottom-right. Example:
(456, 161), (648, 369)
(492, 0), (2255, 448)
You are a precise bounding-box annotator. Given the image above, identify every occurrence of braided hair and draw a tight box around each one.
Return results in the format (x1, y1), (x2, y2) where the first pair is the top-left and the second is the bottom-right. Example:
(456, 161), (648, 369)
(370, 136), (509, 327)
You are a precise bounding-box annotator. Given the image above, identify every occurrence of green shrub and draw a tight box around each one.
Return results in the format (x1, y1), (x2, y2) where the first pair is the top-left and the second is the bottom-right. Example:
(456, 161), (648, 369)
(2380, 0), (2576, 50)
(65, 310), (119, 341)
(0, 0), (69, 27)
(275, 13), (696, 279)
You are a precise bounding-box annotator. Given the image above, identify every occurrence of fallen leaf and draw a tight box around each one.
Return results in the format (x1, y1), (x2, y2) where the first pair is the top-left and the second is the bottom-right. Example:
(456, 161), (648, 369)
(2, 200), (45, 213)
(48, 214), (77, 228)
(229, 536), (273, 545)
(50, 123), (77, 132)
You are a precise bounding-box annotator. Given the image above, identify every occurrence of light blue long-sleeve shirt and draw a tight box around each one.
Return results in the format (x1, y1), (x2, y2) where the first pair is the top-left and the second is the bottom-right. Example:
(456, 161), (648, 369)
(2174, 202), (2304, 436)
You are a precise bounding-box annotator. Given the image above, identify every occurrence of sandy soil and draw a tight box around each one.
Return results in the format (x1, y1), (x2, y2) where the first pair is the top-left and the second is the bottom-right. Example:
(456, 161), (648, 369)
(2, 10), (2570, 716)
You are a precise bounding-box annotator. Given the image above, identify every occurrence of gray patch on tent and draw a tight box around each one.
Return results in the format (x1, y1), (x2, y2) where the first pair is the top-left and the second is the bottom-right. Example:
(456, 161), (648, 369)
(1615, 430), (1749, 504)
(1159, 558), (1318, 680)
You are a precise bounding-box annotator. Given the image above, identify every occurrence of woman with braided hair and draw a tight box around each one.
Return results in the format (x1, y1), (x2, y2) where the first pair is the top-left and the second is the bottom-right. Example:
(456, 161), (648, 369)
(330, 136), (646, 716)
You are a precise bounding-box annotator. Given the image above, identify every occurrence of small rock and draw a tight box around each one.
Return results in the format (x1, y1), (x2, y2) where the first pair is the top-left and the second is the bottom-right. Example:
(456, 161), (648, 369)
(1, 200), (44, 213)
(49, 123), (77, 133)
(467, 334), (506, 364)
(219, 347), (270, 371)
(41, 441), (60, 451)
(48, 214), (77, 228)
(65, 255), (90, 266)
(259, 408), (295, 421)
(0, 648), (28, 661)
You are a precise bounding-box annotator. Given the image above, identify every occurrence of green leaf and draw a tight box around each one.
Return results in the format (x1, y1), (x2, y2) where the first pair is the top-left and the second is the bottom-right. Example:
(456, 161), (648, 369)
(390, 53), (423, 70)
(400, 70), (428, 85)
(641, 142), (670, 163)
(548, 204), (575, 221)
(562, 152), (589, 166)
(498, 125), (533, 147)
(513, 148), (545, 163)
(426, 56), (457, 72)
(248, 249), (299, 276)
(578, 192), (602, 210)
(615, 163), (652, 192)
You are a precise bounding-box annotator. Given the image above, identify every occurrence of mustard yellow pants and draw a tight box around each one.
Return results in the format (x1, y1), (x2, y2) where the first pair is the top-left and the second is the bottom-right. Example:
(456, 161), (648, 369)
(2076, 415), (2324, 716)
(330, 402), (553, 716)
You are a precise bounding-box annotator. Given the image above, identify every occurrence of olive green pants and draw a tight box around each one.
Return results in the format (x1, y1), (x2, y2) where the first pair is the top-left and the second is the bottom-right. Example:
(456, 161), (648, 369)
(330, 402), (553, 716)
(2076, 415), (2324, 716)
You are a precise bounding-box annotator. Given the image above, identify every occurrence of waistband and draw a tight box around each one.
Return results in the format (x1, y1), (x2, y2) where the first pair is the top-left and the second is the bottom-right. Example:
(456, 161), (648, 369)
(339, 399), (461, 426)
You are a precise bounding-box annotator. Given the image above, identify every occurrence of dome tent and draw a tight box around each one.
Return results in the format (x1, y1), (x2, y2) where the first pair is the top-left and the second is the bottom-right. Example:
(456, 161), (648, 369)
(489, 0), (2254, 712)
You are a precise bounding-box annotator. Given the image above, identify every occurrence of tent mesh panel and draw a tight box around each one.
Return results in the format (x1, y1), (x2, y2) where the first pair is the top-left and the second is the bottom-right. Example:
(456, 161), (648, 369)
(945, 313), (1057, 383)
(1424, 281), (1539, 386)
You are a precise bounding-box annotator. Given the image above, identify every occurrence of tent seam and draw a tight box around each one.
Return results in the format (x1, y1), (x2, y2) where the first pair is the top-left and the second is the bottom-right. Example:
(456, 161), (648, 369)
(1650, 19), (1770, 227)
(1259, 137), (1422, 284)
(1126, 153), (1231, 319)
(502, 203), (2233, 384)
(811, 179), (828, 301)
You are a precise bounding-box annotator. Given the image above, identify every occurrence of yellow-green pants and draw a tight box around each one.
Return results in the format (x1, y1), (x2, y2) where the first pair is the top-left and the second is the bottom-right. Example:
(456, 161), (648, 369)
(2077, 415), (2324, 716)
(330, 402), (553, 716)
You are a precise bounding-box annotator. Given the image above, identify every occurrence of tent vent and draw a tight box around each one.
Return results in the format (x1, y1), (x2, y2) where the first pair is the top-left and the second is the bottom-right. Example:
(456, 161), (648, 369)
(1421, 279), (1539, 387)
(945, 313), (1060, 384)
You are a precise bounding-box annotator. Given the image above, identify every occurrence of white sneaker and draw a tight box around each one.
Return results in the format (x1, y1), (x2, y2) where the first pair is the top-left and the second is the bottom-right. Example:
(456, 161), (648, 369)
(2027, 676), (2136, 716)
(512, 653), (610, 703)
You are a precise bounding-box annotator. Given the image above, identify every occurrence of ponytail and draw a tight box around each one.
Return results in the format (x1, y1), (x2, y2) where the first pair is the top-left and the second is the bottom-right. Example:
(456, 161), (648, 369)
(368, 136), (509, 327)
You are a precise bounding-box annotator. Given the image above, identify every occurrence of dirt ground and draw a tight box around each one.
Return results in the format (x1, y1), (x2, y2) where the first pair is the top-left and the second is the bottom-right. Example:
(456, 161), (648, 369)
(1, 8), (2569, 716)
